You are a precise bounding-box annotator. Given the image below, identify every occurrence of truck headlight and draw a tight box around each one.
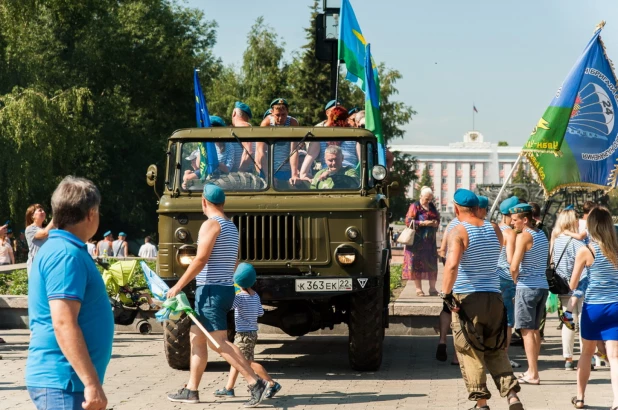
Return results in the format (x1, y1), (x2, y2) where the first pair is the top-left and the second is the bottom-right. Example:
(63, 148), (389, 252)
(176, 244), (197, 267)
(176, 228), (189, 241)
(335, 245), (357, 266)
(346, 227), (360, 240)
(372, 165), (387, 181)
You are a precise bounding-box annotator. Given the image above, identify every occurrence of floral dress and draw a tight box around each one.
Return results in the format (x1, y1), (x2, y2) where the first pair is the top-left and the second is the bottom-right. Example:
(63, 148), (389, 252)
(402, 201), (440, 281)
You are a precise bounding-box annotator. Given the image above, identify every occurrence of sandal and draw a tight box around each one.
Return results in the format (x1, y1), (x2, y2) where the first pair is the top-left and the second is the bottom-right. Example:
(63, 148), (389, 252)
(570, 396), (584, 409)
(468, 405), (489, 410)
(428, 290), (439, 296)
(517, 376), (540, 385)
(416, 290), (425, 296)
(507, 392), (523, 410)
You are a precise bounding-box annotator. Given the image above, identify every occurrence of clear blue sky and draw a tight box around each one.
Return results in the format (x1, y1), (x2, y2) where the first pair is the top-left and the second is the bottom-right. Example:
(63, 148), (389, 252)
(186, 0), (618, 147)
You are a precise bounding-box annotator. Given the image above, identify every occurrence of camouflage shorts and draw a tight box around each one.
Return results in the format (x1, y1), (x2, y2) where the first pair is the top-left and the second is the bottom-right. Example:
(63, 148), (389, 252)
(234, 331), (258, 361)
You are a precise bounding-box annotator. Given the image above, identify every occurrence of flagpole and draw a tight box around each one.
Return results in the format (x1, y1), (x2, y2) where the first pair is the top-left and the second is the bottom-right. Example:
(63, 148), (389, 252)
(335, 58), (341, 101)
(488, 153), (523, 219)
(472, 103), (475, 131)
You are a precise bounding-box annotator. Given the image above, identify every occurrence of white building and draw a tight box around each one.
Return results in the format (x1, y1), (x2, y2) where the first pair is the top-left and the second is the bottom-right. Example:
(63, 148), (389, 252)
(391, 131), (523, 216)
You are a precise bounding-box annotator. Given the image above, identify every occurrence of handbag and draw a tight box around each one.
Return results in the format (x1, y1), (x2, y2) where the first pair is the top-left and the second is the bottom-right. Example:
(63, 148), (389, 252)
(396, 220), (416, 246)
(545, 238), (573, 295)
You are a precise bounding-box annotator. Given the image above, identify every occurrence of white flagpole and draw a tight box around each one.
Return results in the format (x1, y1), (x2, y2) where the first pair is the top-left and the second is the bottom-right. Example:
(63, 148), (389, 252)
(187, 313), (221, 349)
(488, 153), (524, 218)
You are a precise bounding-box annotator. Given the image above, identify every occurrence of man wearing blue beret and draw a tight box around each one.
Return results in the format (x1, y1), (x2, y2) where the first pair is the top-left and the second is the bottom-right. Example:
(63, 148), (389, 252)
(231, 101), (255, 173)
(509, 203), (549, 386)
(442, 189), (523, 410)
(112, 232), (128, 258)
(96, 230), (114, 257)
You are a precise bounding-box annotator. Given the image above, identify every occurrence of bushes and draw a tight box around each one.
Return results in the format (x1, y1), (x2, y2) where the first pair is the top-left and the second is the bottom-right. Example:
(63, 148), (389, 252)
(390, 265), (402, 291)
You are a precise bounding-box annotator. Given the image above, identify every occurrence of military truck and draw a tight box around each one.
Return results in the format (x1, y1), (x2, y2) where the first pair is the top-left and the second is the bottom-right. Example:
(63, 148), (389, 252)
(146, 126), (397, 371)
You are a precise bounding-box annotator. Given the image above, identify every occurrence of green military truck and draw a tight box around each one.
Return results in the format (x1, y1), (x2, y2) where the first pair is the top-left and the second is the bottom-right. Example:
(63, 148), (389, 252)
(146, 126), (397, 371)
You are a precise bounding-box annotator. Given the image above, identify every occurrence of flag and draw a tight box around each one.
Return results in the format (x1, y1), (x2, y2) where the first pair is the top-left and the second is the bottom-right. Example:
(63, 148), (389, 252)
(364, 44), (386, 166)
(155, 292), (195, 322)
(338, 0), (367, 91)
(140, 261), (169, 302)
(473, 105), (478, 113)
(194, 69), (218, 177)
(523, 22), (618, 196)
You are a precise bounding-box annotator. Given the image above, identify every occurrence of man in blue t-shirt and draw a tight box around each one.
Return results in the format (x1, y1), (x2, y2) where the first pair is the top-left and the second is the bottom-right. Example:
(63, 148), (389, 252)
(26, 176), (114, 410)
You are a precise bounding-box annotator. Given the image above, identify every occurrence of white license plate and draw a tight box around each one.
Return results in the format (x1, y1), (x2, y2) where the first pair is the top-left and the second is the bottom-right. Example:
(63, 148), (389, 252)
(295, 279), (353, 292)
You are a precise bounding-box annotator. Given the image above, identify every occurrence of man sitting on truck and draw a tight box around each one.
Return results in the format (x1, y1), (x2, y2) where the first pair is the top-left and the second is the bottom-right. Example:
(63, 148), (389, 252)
(311, 145), (358, 189)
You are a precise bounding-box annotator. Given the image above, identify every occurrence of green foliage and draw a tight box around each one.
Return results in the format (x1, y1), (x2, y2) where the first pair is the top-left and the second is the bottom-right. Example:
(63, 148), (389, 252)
(512, 162), (533, 199)
(389, 151), (418, 221)
(0, 269), (29, 295)
(418, 167), (433, 191)
(389, 265), (402, 292)
(498, 141), (509, 146)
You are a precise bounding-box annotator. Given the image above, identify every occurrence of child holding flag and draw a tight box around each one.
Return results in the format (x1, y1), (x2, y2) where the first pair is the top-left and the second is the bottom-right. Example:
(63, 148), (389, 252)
(214, 263), (282, 400)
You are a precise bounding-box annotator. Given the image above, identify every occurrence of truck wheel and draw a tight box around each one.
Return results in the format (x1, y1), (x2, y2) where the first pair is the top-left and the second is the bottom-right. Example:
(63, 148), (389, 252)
(163, 314), (191, 370)
(348, 286), (384, 371)
(207, 172), (266, 190)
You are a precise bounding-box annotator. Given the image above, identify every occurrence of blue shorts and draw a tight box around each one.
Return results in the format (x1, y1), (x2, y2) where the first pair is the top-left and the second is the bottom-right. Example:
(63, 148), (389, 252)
(515, 288), (548, 330)
(572, 276), (589, 299)
(194, 285), (235, 332)
(499, 278), (516, 327)
(581, 302), (618, 341)
(28, 387), (85, 410)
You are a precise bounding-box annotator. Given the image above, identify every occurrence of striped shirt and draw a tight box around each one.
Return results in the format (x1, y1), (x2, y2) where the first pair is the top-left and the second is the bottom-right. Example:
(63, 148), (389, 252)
(232, 291), (264, 332)
(517, 228), (549, 290)
(496, 225), (513, 281)
(231, 143), (255, 172)
(217, 143), (235, 172)
(445, 218), (460, 235)
(196, 216), (239, 286)
(585, 242), (618, 304)
(553, 234), (585, 280)
(453, 221), (501, 294)
(270, 116), (293, 174)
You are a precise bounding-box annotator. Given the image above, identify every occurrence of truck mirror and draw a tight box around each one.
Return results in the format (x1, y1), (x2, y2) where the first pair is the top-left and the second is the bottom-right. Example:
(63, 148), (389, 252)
(146, 164), (158, 187)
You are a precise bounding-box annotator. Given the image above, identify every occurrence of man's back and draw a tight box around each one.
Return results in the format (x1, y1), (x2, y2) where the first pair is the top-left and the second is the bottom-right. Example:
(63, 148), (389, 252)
(139, 243), (158, 258)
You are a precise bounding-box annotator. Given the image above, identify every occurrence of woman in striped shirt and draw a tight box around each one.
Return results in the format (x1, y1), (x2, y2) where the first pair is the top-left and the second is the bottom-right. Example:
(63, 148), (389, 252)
(569, 207), (618, 410)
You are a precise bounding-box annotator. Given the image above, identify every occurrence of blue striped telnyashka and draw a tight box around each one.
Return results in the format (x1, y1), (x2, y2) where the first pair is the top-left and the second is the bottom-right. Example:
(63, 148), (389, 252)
(445, 218), (460, 235)
(233, 291), (265, 332)
(553, 234), (585, 280)
(516, 228), (549, 290)
(497, 225), (513, 281)
(453, 221), (501, 294)
(585, 242), (618, 304)
(196, 216), (239, 286)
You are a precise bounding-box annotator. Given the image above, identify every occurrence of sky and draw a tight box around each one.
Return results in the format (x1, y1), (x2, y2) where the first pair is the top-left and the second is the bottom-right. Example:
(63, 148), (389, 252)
(185, 0), (618, 147)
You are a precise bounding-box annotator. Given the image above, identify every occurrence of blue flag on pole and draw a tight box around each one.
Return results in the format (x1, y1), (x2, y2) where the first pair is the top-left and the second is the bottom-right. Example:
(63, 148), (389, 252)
(338, 0), (367, 91)
(193, 69), (218, 176)
(364, 44), (386, 166)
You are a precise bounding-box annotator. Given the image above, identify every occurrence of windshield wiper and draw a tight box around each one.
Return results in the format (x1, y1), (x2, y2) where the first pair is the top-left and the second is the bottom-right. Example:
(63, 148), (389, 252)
(231, 131), (261, 173)
(274, 131), (313, 175)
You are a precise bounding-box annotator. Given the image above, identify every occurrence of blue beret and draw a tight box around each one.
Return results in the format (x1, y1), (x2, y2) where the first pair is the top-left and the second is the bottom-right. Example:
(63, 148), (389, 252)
(348, 107), (359, 115)
(509, 204), (533, 214)
(263, 109), (272, 119)
(104, 230), (112, 237)
(119, 232), (126, 237)
(7, 228), (12, 233)
(209, 115), (226, 127)
(564, 204), (574, 211)
(270, 98), (288, 108)
(234, 101), (252, 119)
(477, 196), (489, 209)
(234, 263), (257, 289)
(325, 99), (343, 110)
(499, 196), (519, 215)
(453, 189), (479, 207)
(203, 184), (225, 204)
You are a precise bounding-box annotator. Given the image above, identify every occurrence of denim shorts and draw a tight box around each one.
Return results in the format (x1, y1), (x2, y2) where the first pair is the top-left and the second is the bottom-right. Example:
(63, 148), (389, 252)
(515, 288), (549, 330)
(572, 276), (589, 299)
(499, 278), (516, 327)
(28, 387), (85, 410)
(194, 285), (235, 332)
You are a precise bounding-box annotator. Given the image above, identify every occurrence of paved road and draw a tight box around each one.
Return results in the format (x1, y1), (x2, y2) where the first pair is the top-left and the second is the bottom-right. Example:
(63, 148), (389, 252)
(1, 316), (615, 410)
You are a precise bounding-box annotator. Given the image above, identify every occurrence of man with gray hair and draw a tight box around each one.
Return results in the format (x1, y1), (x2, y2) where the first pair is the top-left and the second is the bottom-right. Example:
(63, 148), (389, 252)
(311, 145), (358, 189)
(26, 176), (113, 410)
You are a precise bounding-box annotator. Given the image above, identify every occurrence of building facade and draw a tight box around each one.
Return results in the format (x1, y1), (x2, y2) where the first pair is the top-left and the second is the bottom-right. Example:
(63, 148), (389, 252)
(391, 131), (523, 218)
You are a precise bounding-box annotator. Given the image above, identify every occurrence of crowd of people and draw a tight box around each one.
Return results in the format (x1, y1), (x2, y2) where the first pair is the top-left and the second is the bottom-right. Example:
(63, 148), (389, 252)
(401, 188), (618, 410)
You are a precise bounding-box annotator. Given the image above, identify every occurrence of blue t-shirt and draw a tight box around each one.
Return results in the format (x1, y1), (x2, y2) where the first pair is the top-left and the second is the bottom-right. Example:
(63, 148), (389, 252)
(26, 230), (114, 392)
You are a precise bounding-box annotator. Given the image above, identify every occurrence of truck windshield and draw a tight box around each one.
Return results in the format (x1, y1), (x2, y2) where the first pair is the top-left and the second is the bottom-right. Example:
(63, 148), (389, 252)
(274, 139), (362, 191)
(180, 140), (268, 192)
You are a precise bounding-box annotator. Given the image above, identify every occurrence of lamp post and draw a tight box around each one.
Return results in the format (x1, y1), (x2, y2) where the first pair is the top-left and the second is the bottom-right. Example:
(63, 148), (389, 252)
(315, 0), (341, 99)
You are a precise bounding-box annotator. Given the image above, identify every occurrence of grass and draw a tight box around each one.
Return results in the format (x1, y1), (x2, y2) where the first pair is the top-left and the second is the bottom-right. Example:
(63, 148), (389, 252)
(390, 265), (402, 291)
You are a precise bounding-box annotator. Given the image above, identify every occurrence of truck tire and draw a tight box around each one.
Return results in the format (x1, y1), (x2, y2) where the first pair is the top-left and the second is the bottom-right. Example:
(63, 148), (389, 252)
(163, 314), (191, 370)
(348, 286), (384, 371)
(207, 172), (266, 190)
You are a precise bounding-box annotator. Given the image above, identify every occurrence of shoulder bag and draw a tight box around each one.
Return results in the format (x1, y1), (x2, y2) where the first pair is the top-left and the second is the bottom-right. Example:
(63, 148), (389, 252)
(545, 238), (573, 295)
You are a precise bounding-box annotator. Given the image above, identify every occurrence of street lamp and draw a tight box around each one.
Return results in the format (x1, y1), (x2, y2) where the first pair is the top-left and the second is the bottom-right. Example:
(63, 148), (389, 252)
(323, 0), (341, 40)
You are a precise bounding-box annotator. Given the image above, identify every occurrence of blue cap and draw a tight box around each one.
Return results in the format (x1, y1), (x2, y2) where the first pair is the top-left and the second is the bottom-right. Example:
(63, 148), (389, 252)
(499, 196), (519, 215)
(203, 184), (225, 204)
(263, 108), (272, 119)
(348, 107), (359, 115)
(325, 99), (343, 110)
(234, 263), (257, 289)
(104, 230), (112, 237)
(453, 189), (479, 207)
(119, 232), (126, 237)
(209, 115), (226, 127)
(564, 204), (575, 211)
(270, 98), (288, 108)
(234, 101), (252, 119)
(509, 204), (533, 214)
(477, 196), (489, 209)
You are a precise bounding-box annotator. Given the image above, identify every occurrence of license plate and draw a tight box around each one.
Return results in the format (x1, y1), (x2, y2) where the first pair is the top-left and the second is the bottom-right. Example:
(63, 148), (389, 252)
(295, 279), (353, 292)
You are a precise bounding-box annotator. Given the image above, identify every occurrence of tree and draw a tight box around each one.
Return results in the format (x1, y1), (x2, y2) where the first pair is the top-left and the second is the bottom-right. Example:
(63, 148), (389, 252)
(498, 141), (509, 146)
(511, 162), (533, 200)
(389, 151), (418, 221)
(418, 167), (433, 192)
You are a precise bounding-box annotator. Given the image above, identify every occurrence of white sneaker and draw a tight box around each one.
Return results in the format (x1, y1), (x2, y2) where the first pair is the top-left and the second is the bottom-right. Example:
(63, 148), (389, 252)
(510, 359), (521, 368)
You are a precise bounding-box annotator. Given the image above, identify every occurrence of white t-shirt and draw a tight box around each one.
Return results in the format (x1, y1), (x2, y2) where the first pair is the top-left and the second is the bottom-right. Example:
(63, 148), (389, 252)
(0, 239), (12, 265)
(578, 219), (586, 233)
(138, 243), (158, 258)
(86, 242), (96, 258)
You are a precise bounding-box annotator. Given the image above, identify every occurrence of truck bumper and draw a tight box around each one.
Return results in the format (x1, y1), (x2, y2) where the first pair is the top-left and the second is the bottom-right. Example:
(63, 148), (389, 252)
(254, 275), (383, 301)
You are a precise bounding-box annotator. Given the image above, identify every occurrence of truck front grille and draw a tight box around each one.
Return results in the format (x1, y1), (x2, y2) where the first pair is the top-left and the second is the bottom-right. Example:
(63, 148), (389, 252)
(231, 215), (326, 262)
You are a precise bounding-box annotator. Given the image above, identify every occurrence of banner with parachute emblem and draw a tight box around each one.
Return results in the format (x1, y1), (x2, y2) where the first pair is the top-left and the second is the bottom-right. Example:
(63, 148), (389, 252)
(523, 22), (618, 196)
